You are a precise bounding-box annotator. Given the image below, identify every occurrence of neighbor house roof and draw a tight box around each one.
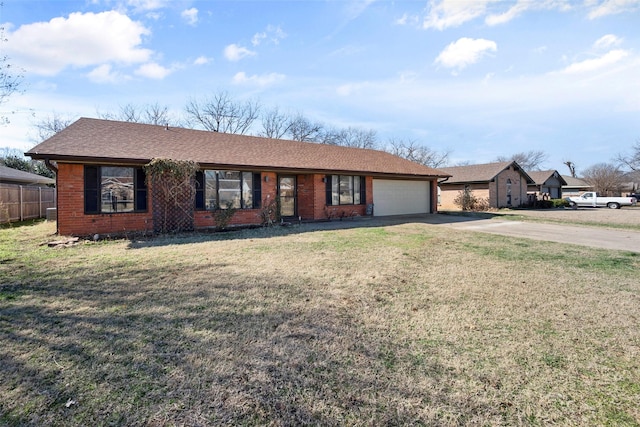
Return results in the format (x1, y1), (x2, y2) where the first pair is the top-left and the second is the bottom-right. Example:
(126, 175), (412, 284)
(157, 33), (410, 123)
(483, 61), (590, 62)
(0, 165), (55, 186)
(561, 175), (592, 189)
(26, 118), (449, 179)
(438, 161), (535, 185)
(527, 170), (568, 186)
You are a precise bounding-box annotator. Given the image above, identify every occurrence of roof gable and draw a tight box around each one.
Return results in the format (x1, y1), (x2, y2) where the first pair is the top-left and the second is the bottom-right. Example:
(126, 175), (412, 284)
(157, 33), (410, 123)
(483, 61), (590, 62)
(527, 170), (568, 186)
(27, 118), (448, 179)
(439, 161), (535, 184)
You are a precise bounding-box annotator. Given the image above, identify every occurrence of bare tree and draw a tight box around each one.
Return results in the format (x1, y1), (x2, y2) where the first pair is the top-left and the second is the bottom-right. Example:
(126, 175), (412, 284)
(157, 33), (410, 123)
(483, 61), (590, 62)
(387, 138), (450, 168)
(185, 91), (260, 134)
(98, 102), (174, 126)
(327, 127), (378, 149)
(31, 113), (75, 142)
(581, 163), (626, 196)
(495, 150), (548, 171)
(259, 106), (292, 139)
(1, 8), (24, 124)
(615, 139), (640, 172)
(287, 113), (324, 142)
(563, 160), (577, 178)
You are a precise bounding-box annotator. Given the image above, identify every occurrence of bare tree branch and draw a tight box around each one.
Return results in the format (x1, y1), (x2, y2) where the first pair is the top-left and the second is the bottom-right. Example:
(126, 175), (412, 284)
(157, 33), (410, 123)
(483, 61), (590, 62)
(495, 150), (548, 171)
(185, 91), (260, 135)
(387, 138), (450, 168)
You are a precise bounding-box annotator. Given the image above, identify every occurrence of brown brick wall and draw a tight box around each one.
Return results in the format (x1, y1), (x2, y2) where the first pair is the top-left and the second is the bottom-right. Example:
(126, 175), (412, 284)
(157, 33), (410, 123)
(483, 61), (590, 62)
(56, 163), (154, 236)
(57, 167), (377, 235)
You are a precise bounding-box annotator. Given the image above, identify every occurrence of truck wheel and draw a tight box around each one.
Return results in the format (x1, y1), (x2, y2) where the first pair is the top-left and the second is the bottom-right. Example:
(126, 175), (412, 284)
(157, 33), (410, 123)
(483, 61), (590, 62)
(569, 202), (577, 209)
(607, 202), (620, 209)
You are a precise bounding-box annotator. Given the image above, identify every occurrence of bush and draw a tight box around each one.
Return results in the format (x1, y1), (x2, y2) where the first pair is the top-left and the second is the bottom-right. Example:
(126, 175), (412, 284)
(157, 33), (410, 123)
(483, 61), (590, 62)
(453, 188), (490, 211)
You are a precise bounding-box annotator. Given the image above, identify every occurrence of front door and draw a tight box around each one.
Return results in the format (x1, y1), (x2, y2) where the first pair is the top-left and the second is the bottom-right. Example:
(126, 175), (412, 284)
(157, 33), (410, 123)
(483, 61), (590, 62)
(278, 175), (296, 218)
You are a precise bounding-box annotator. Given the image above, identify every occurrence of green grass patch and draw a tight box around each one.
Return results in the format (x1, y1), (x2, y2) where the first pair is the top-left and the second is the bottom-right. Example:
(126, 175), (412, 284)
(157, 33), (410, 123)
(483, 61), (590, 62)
(1, 220), (639, 426)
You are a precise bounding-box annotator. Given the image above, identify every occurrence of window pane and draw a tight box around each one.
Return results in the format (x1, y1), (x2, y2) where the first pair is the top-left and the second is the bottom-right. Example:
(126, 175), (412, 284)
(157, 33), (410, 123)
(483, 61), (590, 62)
(205, 170), (218, 209)
(101, 167), (134, 213)
(339, 175), (354, 205)
(242, 172), (253, 209)
(332, 175), (339, 205)
(218, 171), (241, 209)
(354, 176), (361, 205)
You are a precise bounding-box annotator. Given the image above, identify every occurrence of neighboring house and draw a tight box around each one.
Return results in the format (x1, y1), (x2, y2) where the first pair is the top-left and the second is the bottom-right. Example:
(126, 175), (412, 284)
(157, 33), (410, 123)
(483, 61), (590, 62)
(0, 165), (56, 223)
(438, 161), (534, 210)
(561, 175), (592, 197)
(527, 170), (567, 200)
(0, 165), (55, 186)
(26, 118), (449, 236)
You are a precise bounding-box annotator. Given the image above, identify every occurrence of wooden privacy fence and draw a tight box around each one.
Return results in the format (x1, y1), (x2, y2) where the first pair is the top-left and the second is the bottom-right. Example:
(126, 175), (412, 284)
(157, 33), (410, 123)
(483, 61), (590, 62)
(0, 184), (56, 224)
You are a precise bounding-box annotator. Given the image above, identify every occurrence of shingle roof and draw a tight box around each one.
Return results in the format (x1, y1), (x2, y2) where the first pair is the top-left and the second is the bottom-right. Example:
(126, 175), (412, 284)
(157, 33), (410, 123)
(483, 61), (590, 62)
(0, 165), (55, 185)
(439, 161), (535, 184)
(527, 170), (568, 186)
(561, 175), (592, 188)
(26, 118), (449, 179)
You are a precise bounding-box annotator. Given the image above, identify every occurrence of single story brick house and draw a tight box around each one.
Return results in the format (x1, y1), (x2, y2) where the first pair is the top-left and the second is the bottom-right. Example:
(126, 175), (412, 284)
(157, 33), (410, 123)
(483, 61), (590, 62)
(26, 118), (448, 236)
(527, 170), (567, 200)
(438, 161), (534, 210)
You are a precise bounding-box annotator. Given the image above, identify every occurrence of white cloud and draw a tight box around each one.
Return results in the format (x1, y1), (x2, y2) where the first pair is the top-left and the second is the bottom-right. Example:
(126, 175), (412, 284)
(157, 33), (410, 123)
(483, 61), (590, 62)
(435, 37), (497, 72)
(3, 11), (152, 76)
(587, 0), (640, 19)
(423, 0), (574, 29)
(485, 1), (530, 25)
(87, 64), (124, 84)
(252, 25), (287, 46)
(223, 44), (256, 62)
(193, 56), (210, 65)
(560, 49), (629, 74)
(423, 0), (495, 30)
(232, 71), (285, 87)
(134, 62), (175, 79)
(181, 8), (198, 26)
(125, 0), (171, 12)
(593, 34), (622, 50)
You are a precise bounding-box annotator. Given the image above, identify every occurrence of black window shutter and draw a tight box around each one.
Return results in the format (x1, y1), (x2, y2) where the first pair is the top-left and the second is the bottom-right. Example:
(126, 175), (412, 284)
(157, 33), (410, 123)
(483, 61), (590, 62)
(84, 166), (99, 213)
(194, 171), (205, 210)
(135, 168), (148, 211)
(252, 173), (262, 209)
(325, 175), (332, 205)
(360, 176), (366, 205)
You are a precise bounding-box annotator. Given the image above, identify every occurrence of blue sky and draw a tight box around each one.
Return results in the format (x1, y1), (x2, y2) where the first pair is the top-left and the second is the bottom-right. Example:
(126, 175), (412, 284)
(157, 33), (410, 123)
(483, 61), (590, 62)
(2, 0), (639, 174)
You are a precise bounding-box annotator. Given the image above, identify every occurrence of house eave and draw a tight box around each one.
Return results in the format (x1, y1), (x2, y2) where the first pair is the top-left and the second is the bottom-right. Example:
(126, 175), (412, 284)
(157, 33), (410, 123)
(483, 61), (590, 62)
(25, 154), (448, 180)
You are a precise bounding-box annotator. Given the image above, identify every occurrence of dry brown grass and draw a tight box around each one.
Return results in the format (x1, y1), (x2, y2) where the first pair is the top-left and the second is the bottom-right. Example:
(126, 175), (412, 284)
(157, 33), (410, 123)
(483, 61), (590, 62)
(1, 220), (639, 426)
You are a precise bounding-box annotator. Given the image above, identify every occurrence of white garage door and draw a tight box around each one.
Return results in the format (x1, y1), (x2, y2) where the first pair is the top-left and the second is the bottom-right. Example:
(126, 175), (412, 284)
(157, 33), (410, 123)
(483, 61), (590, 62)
(372, 179), (431, 216)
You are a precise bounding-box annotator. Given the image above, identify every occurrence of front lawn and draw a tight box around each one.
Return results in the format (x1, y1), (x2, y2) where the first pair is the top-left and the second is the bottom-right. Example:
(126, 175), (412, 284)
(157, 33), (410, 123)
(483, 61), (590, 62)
(1, 221), (639, 426)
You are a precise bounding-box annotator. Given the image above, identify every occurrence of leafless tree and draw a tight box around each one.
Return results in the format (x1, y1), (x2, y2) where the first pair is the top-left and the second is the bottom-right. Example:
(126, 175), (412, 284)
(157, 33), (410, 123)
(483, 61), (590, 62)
(563, 160), (577, 178)
(387, 138), (450, 168)
(495, 150), (548, 171)
(581, 163), (626, 196)
(185, 91), (260, 134)
(98, 102), (174, 126)
(259, 106), (292, 139)
(287, 113), (324, 142)
(1, 11), (24, 124)
(615, 139), (640, 172)
(31, 113), (75, 142)
(326, 127), (378, 149)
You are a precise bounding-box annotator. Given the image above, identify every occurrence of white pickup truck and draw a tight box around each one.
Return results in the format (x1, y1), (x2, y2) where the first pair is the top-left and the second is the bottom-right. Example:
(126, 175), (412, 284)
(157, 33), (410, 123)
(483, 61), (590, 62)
(566, 192), (638, 209)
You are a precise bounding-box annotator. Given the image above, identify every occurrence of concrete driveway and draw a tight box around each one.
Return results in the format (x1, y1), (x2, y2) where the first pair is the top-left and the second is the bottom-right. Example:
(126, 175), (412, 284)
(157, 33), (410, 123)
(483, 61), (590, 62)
(304, 211), (640, 252)
(431, 215), (640, 253)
